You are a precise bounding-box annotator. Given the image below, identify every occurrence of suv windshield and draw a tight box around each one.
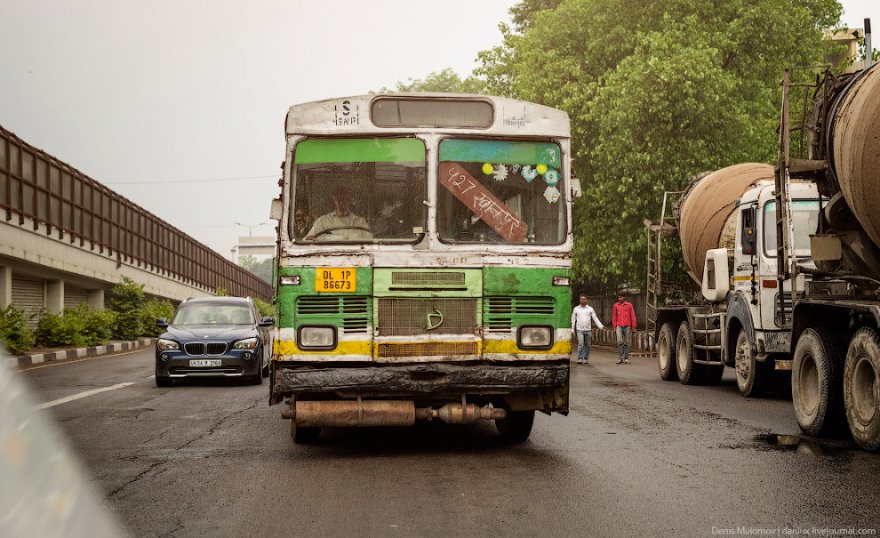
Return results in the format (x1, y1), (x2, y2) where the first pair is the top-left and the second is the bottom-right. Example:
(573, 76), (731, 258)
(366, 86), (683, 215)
(172, 303), (255, 326)
(437, 139), (566, 244)
(291, 138), (426, 243)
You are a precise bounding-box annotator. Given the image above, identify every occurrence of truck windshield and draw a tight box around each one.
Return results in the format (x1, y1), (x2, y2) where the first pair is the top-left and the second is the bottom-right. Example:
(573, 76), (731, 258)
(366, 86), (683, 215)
(763, 200), (821, 257)
(437, 139), (566, 244)
(290, 138), (426, 243)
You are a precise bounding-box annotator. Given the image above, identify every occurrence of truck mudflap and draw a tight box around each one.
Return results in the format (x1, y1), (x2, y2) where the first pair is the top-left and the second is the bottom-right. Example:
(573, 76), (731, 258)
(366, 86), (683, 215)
(273, 362), (569, 404)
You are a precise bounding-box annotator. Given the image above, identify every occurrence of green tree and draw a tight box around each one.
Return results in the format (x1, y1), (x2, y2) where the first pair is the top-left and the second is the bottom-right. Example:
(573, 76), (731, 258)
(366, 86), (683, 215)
(239, 255), (274, 284)
(109, 277), (145, 340)
(477, 0), (842, 290)
(0, 305), (36, 355)
(382, 68), (487, 94)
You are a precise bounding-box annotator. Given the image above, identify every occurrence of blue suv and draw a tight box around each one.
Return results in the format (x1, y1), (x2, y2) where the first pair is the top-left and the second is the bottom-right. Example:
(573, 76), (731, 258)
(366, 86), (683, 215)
(155, 296), (273, 387)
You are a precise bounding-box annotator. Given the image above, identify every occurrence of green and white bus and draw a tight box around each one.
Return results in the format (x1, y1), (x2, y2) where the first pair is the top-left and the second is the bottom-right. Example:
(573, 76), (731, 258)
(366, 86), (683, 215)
(269, 93), (578, 443)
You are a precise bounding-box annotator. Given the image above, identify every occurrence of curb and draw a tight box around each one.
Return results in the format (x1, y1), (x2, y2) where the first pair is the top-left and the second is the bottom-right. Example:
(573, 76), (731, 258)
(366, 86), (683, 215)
(7, 338), (156, 369)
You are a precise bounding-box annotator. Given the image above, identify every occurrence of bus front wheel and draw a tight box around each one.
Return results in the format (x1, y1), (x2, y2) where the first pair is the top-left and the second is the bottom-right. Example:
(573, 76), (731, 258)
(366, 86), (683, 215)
(496, 410), (535, 442)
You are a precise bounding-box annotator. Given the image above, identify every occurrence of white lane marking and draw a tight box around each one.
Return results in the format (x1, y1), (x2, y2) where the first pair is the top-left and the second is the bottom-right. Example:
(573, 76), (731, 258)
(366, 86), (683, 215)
(35, 382), (135, 410)
(21, 350), (144, 371)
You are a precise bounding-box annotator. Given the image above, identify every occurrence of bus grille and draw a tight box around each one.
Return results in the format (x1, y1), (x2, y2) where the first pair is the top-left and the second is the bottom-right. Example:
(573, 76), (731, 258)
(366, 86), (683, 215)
(296, 296), (369, 334)
(485, 296), (556, 332)
(390, 271), (466, 289)
(377, 341), (479, 358)
(377, 298), (477, 336)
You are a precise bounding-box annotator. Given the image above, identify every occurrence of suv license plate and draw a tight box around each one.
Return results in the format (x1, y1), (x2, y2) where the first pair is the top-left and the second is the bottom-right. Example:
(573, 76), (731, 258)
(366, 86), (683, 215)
(189, 359), (222, 367)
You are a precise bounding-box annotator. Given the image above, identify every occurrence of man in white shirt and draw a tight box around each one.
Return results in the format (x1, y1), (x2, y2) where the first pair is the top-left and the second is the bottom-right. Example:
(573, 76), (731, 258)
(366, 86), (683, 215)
(306, 188), (372, 241)
(571, 294), (604, 365)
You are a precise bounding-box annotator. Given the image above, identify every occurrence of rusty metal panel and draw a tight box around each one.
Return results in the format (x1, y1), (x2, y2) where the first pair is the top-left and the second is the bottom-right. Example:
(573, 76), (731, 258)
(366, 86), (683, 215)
(377, 341), (479, 357)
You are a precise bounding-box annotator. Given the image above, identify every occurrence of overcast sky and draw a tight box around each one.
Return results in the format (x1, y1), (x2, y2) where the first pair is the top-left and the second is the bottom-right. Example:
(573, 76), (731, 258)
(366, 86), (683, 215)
(1, 0), (876, 259)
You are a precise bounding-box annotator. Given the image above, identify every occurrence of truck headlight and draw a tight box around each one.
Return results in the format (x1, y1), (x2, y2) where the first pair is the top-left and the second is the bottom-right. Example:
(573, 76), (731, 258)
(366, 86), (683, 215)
(157, 339), (179, 351)
(517, 326), (553, 349)
(297, 326), (337, 350)
(233, 337), (258, 350)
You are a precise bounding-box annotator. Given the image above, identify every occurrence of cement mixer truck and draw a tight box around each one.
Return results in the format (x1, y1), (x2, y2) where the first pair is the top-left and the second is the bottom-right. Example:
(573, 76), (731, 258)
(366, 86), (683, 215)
(646, 165), (820, 396)
(648, 54), (880, 449)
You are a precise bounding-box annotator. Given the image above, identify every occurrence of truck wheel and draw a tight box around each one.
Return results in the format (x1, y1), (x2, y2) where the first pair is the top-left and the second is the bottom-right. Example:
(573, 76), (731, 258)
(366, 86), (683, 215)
(792, 328), (844, 436)
(844, 328), (880, 451)
(675, 321), (699, 384)
(496, 410), (535, 442)
(290, 421), (321, 444)
(734, 329), (766, 397)
(657, 323), (679, 381)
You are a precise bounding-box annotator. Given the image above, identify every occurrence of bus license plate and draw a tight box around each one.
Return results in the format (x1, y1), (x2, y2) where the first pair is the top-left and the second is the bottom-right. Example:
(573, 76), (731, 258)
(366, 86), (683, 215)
(315, 268), (356, 292)
(189, 359), (222, 367)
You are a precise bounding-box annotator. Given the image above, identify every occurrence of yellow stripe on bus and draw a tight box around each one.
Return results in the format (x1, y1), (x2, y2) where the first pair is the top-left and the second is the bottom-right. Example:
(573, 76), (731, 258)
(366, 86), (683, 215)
(273, 339), (372, 356)
(483, 340), (572, 355)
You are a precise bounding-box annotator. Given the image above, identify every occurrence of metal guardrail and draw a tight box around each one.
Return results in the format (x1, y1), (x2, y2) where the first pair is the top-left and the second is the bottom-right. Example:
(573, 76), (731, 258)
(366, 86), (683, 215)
(0, 125), (272, 300)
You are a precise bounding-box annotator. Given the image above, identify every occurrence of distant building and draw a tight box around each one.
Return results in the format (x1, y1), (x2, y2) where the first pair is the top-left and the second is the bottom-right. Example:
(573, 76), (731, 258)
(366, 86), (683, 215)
(233, 236), (275, 264)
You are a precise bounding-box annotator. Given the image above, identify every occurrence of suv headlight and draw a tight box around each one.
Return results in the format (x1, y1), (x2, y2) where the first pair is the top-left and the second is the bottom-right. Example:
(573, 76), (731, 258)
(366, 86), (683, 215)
(517, 326), (553, 349)
(157, 339), (179, 351)
(233, 337), (259, 350)
(297, 326), (337, 350)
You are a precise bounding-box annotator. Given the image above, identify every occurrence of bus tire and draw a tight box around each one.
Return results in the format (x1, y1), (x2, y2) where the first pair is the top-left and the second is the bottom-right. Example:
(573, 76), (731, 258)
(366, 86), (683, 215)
(676, 321), (699, 385)
(792, 328), (844, 436)
(657, 322), (679, 381)
(734, 329), (766, 397)
(844, 328), (880, 451)
(496, 410), (535, 442)
(290, 421), (321, 444)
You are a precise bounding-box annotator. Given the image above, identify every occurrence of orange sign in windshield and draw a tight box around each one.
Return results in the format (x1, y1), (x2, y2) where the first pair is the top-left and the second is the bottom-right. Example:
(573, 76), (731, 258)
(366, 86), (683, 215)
(439, 162), (527, 243)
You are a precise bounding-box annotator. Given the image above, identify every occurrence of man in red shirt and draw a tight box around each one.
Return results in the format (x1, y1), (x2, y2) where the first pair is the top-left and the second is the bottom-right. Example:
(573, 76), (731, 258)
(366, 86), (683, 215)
(612, 294), (637, 364)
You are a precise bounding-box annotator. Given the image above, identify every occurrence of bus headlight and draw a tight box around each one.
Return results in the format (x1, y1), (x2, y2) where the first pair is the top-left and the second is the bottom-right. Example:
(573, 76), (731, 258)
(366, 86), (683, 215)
(517, 326), (553, 349)
(297, 326), (337, 350)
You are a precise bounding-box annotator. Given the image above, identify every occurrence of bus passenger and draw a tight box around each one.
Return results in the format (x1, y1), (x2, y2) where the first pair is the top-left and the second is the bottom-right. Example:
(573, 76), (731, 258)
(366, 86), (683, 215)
(305, 188), (372, 240)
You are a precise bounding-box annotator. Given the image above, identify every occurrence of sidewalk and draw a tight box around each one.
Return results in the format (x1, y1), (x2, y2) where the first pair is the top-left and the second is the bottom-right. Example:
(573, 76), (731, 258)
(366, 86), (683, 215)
(5, 338), (156, 370)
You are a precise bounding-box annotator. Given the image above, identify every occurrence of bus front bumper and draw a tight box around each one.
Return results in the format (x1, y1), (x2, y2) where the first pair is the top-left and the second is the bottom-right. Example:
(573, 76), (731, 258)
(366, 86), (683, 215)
(272, 362), (569, 411)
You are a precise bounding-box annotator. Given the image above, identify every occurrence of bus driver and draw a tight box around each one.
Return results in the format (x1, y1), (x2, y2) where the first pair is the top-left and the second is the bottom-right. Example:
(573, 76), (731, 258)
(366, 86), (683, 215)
(305, 188), (372, 240)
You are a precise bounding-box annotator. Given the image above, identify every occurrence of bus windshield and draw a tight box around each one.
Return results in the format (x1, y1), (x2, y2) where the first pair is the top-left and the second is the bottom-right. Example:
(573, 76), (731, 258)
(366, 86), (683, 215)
(437, 139), (566, 244)
(291, 138), (426, 243)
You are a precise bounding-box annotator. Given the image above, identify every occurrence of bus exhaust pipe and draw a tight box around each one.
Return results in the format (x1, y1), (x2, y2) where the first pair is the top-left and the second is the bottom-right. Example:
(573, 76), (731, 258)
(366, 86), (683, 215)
(282, 401), (505, 426)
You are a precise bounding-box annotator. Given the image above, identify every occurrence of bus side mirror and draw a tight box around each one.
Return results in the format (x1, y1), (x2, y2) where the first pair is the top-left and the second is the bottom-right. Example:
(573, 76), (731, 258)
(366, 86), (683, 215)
(702, 248), (730, 302)
(570, 178), (583, 199)
(740, 207), (757, 255)
(270, 198), (283, 221)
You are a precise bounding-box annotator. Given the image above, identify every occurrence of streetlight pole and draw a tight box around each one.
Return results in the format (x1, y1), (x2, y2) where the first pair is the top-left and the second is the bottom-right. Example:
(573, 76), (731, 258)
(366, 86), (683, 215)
(234, 221), (267, 237)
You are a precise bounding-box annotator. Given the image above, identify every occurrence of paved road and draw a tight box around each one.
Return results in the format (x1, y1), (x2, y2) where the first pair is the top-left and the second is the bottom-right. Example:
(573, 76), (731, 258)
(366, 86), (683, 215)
(16, 348), (880, 537)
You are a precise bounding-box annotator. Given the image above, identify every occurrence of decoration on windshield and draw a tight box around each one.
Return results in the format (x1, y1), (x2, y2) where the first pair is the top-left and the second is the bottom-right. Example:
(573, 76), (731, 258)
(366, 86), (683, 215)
(439, 161), (528, 242)
(544, 185), (561, 204)
(521, 165), (538, 182)
(544, 168), (560, 186)
(492, 164), (509, 182)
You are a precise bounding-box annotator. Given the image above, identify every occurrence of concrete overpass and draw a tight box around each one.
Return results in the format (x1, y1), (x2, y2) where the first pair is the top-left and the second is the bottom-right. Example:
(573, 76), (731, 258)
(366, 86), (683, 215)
(0, 125), (272, 323)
